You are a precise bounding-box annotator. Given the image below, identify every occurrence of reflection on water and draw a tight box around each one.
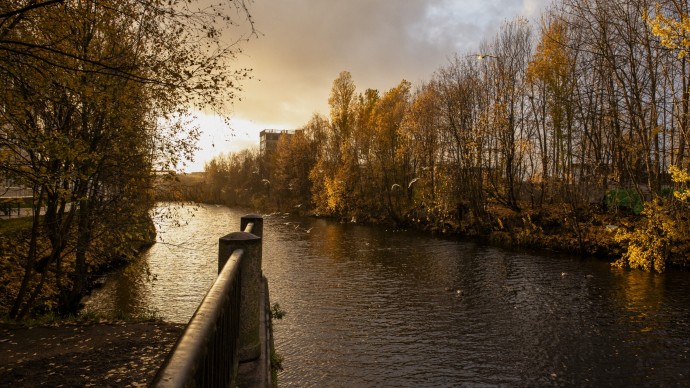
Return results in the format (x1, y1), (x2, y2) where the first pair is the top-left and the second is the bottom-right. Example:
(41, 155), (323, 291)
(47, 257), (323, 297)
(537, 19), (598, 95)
(86, 204), (690, 386)
(85, 204), (243, 322)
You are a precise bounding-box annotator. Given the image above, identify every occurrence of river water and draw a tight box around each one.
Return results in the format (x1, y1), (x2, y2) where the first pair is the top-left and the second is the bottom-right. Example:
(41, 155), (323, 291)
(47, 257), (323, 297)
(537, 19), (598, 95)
(85, 203), (690, 386)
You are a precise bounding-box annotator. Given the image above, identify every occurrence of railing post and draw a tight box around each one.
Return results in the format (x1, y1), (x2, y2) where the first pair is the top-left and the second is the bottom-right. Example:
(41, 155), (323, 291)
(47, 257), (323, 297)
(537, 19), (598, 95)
(218, 228), (263, 362)
(241, 214), (264, 237)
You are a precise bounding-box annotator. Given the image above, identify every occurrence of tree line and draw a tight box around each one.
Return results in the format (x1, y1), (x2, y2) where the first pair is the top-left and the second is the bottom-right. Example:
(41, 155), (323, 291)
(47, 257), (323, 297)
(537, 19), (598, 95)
(0, 0), (252, 318)
(198, 0), (690, 272)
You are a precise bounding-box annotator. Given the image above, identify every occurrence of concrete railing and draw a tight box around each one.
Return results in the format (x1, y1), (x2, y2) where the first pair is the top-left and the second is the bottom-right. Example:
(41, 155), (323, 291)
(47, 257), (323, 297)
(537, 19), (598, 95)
(152, 214), (264, 387)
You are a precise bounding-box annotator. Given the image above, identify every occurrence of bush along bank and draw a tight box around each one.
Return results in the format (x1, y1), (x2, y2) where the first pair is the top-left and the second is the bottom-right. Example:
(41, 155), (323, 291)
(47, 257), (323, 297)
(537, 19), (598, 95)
(405, 194), (690, 273)
(0, 211), (157, 320)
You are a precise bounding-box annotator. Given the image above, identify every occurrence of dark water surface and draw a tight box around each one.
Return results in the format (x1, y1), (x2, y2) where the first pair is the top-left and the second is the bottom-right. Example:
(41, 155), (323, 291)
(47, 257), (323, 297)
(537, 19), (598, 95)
(86, 204), (690, 386)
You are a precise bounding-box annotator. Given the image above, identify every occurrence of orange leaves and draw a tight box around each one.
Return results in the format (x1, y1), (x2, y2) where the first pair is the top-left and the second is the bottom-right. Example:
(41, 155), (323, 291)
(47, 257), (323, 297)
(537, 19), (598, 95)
(526, 18), (571, 88)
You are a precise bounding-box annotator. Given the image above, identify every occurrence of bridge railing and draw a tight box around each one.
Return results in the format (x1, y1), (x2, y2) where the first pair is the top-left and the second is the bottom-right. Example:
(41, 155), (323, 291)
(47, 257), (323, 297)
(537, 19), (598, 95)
(152, 214), (264, 388)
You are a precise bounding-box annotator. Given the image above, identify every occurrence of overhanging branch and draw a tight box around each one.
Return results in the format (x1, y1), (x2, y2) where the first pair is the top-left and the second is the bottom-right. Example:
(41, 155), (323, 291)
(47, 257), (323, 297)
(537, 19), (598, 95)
(0, 0), (65, 19)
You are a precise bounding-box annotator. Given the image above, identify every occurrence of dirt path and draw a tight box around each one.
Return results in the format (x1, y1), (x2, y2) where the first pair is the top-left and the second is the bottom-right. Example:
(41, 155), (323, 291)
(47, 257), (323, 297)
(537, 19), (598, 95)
(0, 322), (184, 387)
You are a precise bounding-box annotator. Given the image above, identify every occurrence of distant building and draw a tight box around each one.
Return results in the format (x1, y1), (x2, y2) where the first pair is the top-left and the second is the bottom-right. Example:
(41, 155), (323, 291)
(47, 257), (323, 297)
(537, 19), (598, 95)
(0, 127), (32, 216)
(259, 129), (302, 156)
(0, 127), (30, 197)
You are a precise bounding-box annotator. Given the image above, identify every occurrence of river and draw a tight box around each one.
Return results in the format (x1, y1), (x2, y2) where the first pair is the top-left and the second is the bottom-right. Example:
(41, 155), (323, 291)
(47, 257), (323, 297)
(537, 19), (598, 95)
(85, 203), (690, 386)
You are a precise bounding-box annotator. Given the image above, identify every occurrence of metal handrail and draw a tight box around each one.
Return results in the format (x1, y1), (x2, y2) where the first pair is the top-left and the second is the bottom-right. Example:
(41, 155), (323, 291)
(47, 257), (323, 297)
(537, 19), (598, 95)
(152, 214), (264, 387)
(152, 249), (243, 387)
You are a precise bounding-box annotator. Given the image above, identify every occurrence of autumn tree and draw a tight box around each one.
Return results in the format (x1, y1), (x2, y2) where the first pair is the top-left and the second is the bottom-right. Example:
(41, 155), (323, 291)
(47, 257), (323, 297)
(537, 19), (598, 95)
(482, 19), (533, 211)
(401, 84), (441, 205)
(272, 130), (318, 211)
(611, 0), (690, 271)
(646, 0), (690, 167)
(311, 71), (356, 218)
(432, 56), (489, 227)
(0, 0), (253, 317)
(204, 148), (261, 206)
(349, 89), (381, 220)
(370, 80), (412, 223)
(526, 16), (577, 205)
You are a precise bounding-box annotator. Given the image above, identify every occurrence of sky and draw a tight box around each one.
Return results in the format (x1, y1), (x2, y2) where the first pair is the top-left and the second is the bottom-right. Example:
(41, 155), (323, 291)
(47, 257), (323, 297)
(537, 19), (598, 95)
(185, 0), (553, 172)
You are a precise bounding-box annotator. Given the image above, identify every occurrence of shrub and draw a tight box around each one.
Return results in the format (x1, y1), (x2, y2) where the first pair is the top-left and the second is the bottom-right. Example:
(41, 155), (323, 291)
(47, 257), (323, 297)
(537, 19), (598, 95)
(605, 189), (644, 215)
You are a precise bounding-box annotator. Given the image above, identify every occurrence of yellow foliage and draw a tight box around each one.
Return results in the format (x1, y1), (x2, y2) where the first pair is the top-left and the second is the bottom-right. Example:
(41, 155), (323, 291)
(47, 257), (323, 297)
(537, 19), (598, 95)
(526, 18), (571, 88)
(325, 176), (344, 213)
(645, 5), (690, 59)
(614, 165), (690, 272)
(613, 199), (675, 272)
(669, 165), (690, 201)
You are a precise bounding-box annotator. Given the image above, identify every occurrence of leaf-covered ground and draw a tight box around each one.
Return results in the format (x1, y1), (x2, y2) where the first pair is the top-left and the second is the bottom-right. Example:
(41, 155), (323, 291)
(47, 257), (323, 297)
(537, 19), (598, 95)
(0, 322), (183, 387)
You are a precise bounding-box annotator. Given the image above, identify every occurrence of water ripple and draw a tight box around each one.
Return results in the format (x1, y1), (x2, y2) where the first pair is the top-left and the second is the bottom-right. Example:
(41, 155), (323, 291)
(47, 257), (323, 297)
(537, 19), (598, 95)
(87, 204), (690, 386)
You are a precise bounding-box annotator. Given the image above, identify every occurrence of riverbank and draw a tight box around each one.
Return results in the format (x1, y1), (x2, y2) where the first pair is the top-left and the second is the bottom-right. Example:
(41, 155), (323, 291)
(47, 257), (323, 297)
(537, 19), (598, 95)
(0, 212), (156, 318)
(160, 171), (650, 266)
(0, 321), (183, 387)
(308, 201), (690, 272)
(477, 204), (626, 259)
(203, 199), (630, 261)
(302, 203), (625, 258)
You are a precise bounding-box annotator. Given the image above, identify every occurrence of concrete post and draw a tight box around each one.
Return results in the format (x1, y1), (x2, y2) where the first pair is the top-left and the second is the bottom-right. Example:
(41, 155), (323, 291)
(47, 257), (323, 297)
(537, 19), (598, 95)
(241, 214), (263, 238)
(218, 231), (262, 362)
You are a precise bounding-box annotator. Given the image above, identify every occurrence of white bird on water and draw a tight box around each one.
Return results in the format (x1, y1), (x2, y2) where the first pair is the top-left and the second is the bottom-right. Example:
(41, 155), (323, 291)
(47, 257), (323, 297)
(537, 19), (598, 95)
(262, 178), (271, 185)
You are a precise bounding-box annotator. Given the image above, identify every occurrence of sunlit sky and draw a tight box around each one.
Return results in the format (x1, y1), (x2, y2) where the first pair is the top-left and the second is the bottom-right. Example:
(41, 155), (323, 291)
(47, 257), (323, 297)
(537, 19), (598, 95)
(185, 0), (553, 172)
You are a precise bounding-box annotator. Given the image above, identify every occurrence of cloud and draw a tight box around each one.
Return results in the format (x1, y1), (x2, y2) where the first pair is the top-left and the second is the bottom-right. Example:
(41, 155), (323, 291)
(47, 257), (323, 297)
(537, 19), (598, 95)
(197, 0), (552, 171)
(184, 113), (264, 172)
(521, 0), (553, 18)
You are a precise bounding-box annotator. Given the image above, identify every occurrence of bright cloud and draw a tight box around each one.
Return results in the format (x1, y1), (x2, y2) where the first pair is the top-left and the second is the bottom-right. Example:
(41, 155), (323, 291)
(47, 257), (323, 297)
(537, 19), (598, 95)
(189, 0), (553, 172)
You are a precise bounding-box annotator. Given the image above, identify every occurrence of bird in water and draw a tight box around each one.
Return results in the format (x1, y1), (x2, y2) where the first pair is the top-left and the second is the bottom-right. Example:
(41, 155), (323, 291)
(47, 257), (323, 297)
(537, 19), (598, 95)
(444, 287), (463, 296)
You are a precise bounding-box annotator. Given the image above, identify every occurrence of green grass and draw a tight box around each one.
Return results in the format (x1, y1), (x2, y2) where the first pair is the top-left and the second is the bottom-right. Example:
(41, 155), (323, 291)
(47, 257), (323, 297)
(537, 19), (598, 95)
(605, 189), (644, 215)
(0, 216), (34, 235)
